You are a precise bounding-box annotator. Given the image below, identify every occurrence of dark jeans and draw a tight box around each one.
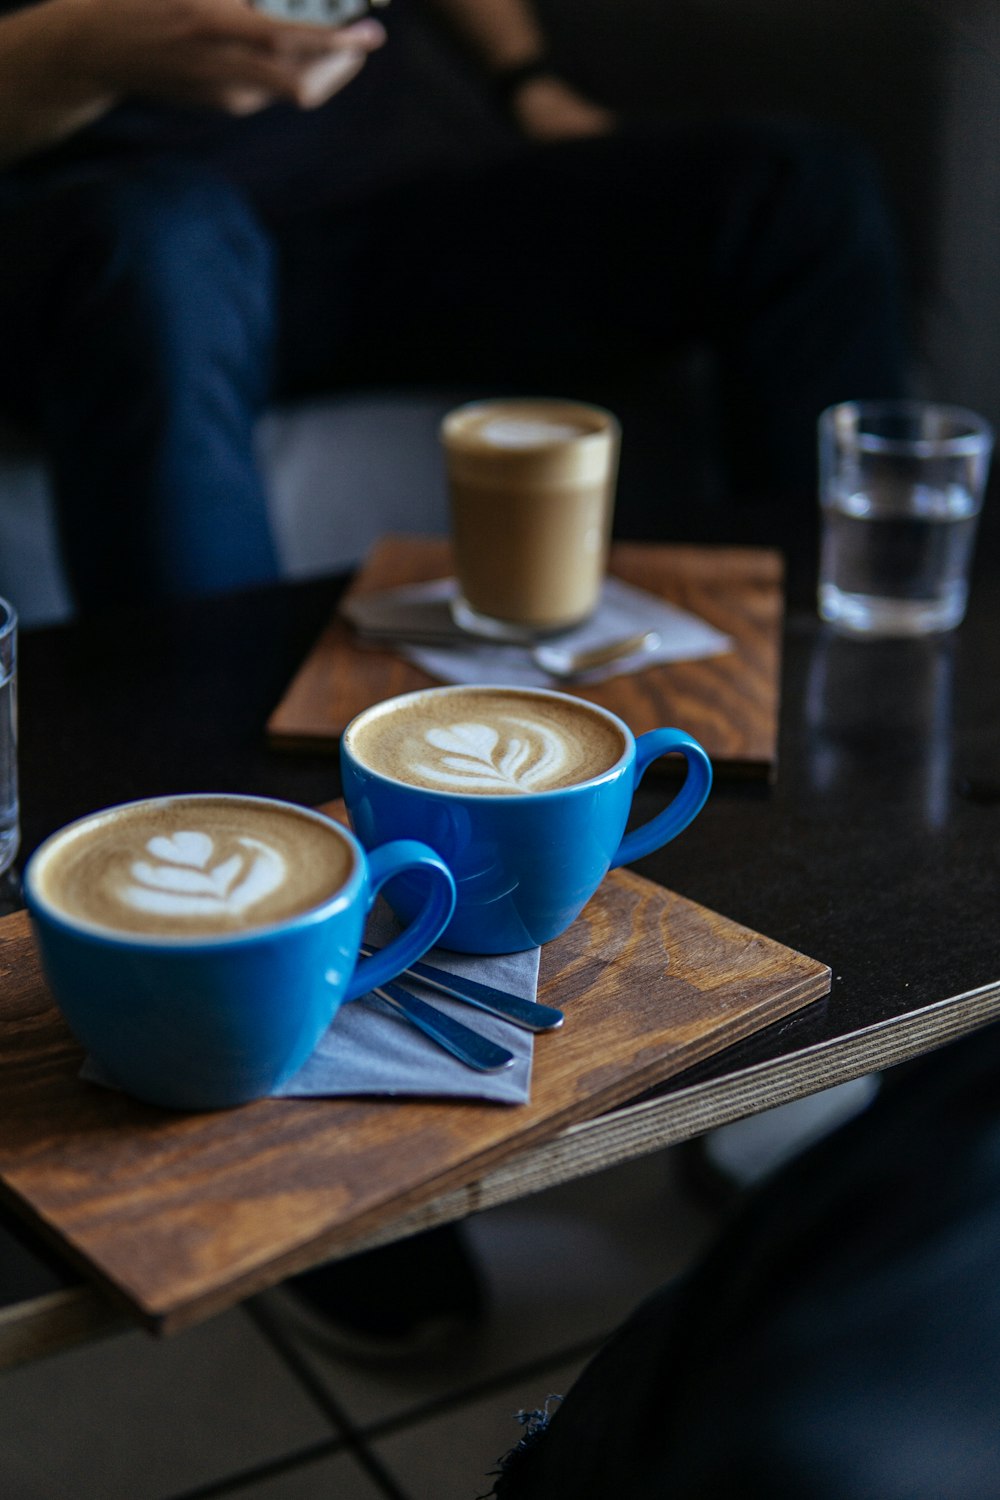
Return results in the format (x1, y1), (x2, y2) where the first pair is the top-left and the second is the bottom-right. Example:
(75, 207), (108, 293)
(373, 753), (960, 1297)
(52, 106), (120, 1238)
(0, 120), (906, 612)
(489, 1021), (1000, 1499)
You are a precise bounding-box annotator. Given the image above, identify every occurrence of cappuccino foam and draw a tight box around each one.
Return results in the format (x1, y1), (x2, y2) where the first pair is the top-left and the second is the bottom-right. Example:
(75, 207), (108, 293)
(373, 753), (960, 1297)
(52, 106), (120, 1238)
(348, 689), (626, 795)
(445, 400), (606, 452)
(33, 795), (354, 937)
(476, 417), (590, 449)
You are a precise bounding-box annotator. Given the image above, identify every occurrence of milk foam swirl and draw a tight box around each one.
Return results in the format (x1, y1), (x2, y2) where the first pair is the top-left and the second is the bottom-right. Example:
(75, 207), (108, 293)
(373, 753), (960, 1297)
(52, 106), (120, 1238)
(414, 717), (569, 792)
(119, 829), (286, 919)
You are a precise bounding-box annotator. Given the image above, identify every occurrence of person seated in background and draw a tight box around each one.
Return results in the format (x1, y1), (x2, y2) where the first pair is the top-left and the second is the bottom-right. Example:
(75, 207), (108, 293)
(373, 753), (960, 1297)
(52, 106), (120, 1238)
(0, 0), (908, 615)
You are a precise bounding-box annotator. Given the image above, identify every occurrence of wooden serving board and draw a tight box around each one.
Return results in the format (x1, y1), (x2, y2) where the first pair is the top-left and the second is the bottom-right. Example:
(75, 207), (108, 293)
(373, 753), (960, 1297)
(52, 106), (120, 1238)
(0, 823), (828, 1336)
(268, 535), (784, 778)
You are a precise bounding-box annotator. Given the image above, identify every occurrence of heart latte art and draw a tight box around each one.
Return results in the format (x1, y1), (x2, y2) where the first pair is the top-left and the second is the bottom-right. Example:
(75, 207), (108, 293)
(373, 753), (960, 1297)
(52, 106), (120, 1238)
(123, 830), (286, 919)
(33, 796), (354, 936)
(348, 688), (626, 795)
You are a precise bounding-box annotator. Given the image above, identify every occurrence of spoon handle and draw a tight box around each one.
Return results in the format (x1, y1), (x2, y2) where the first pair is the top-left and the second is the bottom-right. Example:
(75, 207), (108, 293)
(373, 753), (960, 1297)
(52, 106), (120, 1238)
(361, 946), (563, 1032)
(533, 629), (661, 679)
(373, 982), (516, 1072)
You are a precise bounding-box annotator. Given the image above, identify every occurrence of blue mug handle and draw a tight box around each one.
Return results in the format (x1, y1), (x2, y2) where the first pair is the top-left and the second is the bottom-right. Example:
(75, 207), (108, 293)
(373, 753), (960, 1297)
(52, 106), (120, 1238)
(345, 839), (457, 1000)
(610, 729), (713, 869)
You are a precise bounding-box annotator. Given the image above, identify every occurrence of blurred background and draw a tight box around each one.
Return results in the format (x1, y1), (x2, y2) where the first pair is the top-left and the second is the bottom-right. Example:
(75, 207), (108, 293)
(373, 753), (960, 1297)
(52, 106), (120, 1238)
(416, 0), (999, 433)
(3, 0), (997, 624)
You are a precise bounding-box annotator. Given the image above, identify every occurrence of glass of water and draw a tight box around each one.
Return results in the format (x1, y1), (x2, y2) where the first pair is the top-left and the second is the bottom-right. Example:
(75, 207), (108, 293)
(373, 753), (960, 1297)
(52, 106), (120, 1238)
(818, 400), (994, 636)
(0, 597), (17, 875)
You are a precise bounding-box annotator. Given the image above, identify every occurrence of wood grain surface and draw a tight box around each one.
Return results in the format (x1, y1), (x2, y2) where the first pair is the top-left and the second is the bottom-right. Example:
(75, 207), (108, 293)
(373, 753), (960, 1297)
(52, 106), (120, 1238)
(267, 536), (784, 778)
(0, 821), (827, 1335)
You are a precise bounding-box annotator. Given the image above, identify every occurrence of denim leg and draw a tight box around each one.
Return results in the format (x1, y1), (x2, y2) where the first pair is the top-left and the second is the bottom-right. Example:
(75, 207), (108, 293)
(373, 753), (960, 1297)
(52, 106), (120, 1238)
(0, 164), (279, 612)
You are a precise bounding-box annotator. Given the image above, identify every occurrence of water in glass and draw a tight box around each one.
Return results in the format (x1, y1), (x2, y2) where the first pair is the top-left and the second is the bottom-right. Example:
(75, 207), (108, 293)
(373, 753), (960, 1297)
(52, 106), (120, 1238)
(819, 479), (980, 635)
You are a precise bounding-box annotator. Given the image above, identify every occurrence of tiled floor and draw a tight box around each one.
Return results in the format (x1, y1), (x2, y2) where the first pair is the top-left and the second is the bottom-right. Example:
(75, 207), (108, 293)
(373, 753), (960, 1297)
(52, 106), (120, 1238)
(0, 1149), (720, 1500)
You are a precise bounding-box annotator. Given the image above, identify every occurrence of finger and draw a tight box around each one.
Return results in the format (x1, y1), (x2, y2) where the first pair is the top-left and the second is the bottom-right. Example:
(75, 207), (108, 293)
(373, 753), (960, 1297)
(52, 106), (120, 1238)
(212, 43), (363, 106)
(192, 42), (320, 102)
(290, 46), (367, 107)
(329, 18), (386, 48)
(220, 86), (275, 115)
(211, 4), (382, 55)
(271, 17), (386, 59)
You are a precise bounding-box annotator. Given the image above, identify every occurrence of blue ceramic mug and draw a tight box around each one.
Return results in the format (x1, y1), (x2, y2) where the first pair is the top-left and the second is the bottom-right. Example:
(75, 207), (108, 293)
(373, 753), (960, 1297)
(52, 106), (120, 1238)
(24, 793), (456, 1110)
(340, 685), (712, 953)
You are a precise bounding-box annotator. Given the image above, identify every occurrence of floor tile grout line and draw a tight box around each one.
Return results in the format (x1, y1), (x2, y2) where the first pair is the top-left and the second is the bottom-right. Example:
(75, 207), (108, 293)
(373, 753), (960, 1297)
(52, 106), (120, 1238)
(352, 1331), (608, 1446)
(243, 1296), (362, 1434)
(243, 1297), (415, 1500)
(247, 1291), (610, 1440)
(162, 1437), (349, 1500)
(163, 1296), (612, 1500)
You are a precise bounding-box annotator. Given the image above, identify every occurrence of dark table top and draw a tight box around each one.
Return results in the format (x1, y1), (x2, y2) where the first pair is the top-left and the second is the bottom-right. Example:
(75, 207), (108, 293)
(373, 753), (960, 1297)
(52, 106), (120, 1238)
(4, 499), (1000, 1306)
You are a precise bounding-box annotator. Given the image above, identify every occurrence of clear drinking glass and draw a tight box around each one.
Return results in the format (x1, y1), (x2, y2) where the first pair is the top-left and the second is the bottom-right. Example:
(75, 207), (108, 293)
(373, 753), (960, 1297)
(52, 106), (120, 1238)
(818, 400), (994, 636)
(0, 597), (17, 874)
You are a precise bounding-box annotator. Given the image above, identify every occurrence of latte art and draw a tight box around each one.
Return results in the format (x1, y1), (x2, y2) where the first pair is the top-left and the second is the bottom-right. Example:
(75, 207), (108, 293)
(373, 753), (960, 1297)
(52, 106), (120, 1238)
(419, 718), (570, 792)
(123, 831), (286, 919)
(32, 795), (354, 937)
(348, 688), (626, 796)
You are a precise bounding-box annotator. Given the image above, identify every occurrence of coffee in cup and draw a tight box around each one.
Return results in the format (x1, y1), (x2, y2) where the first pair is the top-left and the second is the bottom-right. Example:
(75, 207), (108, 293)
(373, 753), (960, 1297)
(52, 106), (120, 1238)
(347, 685), (626, 796)
(32, 794), (355, 937)
(25, 793), (456, 1109)
(342, 686), (712, 953)
(441, 398), (620, 641)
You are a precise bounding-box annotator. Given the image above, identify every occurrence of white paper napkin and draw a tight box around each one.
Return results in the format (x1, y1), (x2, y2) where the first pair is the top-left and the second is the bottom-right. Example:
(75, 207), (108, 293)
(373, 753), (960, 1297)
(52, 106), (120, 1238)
(342, 576), (731, 687)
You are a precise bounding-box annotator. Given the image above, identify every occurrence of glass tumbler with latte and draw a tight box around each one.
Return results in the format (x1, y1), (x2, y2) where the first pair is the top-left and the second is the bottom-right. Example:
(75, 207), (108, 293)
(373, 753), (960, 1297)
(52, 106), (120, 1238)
(441, 398), (620, 642)
(341, 685), (712, 953)
(24, 793), (455, 1109)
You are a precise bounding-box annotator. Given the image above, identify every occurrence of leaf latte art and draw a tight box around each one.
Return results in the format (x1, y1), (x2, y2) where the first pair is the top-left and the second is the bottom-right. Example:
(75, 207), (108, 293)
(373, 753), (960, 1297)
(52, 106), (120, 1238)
(347, 689), (627, 796)
(122, 830), (286, 919)
(417, 719), (567, 791)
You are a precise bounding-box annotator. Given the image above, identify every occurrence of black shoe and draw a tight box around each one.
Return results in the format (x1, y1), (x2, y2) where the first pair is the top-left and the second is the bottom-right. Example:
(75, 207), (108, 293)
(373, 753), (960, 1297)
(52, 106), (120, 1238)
(278, 1222), (486, 1362)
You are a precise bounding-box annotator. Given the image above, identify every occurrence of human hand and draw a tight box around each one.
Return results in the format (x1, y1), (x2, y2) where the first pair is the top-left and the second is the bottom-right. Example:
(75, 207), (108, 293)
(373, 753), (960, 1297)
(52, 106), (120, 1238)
(63, 0), (386, 114)
(509, 73), (615, 141)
